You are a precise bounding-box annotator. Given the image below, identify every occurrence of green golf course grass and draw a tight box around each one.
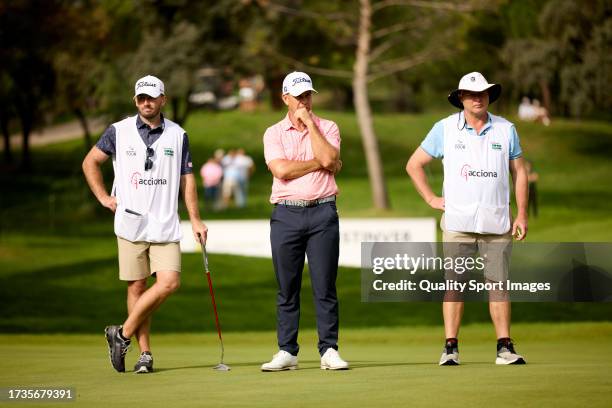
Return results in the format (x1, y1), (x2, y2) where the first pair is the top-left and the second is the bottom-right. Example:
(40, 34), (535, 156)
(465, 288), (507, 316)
(1, 110), (611, 406)
(1, 323), (610, 407)
(3, 110), (612, 239)
(1, 235), (610, 333)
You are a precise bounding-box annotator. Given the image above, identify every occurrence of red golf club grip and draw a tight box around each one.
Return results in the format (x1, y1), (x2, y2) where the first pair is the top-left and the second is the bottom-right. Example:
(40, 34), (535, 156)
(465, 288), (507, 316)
(206, 271), (223, 341)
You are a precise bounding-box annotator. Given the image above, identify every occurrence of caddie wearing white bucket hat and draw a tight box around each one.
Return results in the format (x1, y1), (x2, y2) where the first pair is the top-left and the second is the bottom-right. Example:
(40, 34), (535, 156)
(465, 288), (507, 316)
(447, 72), (501, 109)
(406, 72), (529, 366)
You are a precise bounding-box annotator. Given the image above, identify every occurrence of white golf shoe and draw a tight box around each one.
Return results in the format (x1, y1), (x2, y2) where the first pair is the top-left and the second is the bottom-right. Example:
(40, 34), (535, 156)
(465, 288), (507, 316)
(495, 341), (526, 365)
(320, 348), (349, 370)
(439, 341), (460, 366)
(261, 350), (298, 371)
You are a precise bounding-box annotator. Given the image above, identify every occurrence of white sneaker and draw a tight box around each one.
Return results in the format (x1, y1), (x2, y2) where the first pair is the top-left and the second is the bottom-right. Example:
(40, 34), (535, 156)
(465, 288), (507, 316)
(261, 350), (298, 371)
(495, 341), (526, 365)
(320, 348), (349, 370)
(439, 342), (460, 366)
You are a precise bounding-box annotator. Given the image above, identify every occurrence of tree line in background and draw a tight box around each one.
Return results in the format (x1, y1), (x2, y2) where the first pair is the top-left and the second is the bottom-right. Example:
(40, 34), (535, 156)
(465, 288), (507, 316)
(1, 0), (610, 208)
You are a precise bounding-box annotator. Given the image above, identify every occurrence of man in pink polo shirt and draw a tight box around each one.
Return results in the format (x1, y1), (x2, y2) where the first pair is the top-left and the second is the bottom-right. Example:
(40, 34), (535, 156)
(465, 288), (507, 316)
(261, 72), (348, 371)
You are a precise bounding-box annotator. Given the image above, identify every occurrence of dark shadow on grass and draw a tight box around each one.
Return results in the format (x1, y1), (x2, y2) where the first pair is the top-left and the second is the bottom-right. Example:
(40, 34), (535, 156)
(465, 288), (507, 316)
(539, 189), (612, 212)
(153, 364), (229, 373)
(151, 360), (517, 373)
(154, 360), (286, 373)
(570, 129), (612, 158)
(2, 253), (612, 333)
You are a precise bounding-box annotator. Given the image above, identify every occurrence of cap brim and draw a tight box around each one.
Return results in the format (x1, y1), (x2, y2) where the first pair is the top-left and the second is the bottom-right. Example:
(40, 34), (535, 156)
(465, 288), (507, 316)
(286, 86), (318, 97)
(487, 84), (501, 105)
(447, 84), (502, 109)
(135, 88), (163, 98)
(448, 90), (463, 109)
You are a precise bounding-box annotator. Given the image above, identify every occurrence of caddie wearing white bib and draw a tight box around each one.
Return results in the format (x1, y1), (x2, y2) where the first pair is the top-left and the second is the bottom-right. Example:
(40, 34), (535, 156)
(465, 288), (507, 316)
(83, 75), (208, 373)
(406, 72), (529, 366)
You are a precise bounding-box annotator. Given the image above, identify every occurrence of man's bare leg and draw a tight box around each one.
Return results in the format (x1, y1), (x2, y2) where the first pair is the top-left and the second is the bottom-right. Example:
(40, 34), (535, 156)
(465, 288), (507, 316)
(127, 279), (151, 352)
(443, 300), (464, 339)
(122, 271), (180, 338)
(488, 281), (511, 339)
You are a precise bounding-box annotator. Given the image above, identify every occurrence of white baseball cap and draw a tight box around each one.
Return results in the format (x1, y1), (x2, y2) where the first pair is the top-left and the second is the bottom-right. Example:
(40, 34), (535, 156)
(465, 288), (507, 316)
(282, 71), (317, 96)
(448, 72), (501, 109)
(134, 75), (165, 98)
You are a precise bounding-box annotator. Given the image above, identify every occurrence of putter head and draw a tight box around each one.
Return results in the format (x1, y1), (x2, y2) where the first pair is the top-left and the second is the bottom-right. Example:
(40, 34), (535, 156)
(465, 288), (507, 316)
(213, 363), (231, 371)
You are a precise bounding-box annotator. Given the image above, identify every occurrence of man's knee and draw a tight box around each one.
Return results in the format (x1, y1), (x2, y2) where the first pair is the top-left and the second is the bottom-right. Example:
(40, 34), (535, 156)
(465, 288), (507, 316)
(167, 278), (180, 293)
(128, 279), (148, 295)
(157, 273), (180, 295)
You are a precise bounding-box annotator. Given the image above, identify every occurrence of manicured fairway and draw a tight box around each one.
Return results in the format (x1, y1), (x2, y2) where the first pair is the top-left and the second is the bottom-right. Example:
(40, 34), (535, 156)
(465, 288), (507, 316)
(1, 323), (610, 407)
(1, 112), (611, 407)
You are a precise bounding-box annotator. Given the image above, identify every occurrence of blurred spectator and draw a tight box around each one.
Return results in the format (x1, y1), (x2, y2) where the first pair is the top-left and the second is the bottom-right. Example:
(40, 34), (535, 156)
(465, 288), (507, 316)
(252, 74), (265, 101)
(532, 99), (551, 126)
(518, 97), (536, 121)
(218, 67), (238, 110)
(200, 149), (224, 211)
(518, 96), (551, 126)
(239, 78), (257, 112)
(234, 148), (255, 207)
(220, 148), (255, 208)
(220, 149), (239, 209)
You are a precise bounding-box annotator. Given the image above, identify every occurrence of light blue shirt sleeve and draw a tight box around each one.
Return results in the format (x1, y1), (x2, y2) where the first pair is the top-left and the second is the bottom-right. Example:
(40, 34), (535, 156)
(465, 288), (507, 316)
(509, 125), (522, 160)
(420, 121), (444, 158)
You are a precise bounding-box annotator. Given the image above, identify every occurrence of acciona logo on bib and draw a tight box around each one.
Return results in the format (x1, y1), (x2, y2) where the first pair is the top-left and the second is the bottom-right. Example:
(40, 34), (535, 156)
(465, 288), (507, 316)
(460, 164), (498, 181)
(130, 172), (168, 189)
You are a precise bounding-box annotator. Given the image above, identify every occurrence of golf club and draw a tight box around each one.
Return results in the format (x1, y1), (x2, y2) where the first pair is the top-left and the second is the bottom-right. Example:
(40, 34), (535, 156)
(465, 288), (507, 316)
(198, 235), (231, 371)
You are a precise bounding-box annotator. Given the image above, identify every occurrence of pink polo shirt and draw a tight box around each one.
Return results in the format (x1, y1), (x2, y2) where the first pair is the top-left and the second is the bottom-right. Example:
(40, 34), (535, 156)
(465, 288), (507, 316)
(200, 161), (223, 188)
(263, 113), (340, 203)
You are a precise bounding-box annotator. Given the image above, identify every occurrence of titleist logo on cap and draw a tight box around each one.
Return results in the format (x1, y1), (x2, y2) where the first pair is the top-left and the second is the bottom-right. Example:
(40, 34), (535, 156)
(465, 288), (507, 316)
(292, 77), (311, 86)
(137, 81), (157, 89)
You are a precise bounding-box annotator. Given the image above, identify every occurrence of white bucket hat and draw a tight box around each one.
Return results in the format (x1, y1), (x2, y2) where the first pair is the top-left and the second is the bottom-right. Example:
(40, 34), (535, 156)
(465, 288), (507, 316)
(134, 75), (165, 98)
(448, 72), (501, 109)
(282, 71), (318, 97)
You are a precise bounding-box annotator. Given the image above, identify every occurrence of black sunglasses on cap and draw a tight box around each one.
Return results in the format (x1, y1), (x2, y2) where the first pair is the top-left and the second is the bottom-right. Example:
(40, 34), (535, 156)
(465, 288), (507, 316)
(145, 147), (154, 171)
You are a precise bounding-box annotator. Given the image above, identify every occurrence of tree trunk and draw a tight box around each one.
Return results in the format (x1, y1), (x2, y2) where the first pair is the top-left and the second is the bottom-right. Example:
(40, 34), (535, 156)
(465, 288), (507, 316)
(0, 113), (12, 164)
(19, 113), (31, 171)
(74, 108), (92, 150)
(171, 94), (193, 127)
(353, 0), (389, 210)
(539, 79), (552, 115)
(265, 72), (284, 110)
(172, 97), (182, 126)
(182, 92), (192, 126)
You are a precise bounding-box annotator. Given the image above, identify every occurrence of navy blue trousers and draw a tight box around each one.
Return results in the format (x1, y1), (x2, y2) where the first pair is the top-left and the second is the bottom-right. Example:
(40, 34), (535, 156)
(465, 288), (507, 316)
(270, 201), (340, 356)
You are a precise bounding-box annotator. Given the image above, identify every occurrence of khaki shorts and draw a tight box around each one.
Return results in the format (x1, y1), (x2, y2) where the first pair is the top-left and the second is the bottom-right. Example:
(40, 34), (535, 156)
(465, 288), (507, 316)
(441, 214), (512, 283)
(117, 237), (181, 281)
(221, 178), (238, 199)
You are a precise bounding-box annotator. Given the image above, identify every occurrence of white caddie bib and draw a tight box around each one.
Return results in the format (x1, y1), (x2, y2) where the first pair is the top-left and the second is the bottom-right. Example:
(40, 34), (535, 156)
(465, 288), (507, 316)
(111, 115), (184, 242)
(442, 112), (512, 234)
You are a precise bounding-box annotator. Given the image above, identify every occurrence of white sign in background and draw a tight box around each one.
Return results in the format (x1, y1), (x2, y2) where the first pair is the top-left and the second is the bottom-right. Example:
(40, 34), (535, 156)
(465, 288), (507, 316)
(181, 218), (436, 268)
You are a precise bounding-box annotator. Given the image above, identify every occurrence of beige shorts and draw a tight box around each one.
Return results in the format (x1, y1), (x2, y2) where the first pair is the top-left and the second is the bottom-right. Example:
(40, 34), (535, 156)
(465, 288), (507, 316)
(117, 237), (181, 281)
(221, 178), (238, 199)
(441, 214), (512, 282)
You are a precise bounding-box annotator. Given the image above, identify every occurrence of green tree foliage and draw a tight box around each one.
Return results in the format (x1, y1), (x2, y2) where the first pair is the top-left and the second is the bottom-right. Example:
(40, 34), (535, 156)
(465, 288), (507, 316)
(501, 0), (612, 117)
(52, 1), (116, 149)
(0, 70), (16, 164)
(0, 1), (62, 169)
(126, 21), (204, 125)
